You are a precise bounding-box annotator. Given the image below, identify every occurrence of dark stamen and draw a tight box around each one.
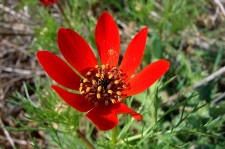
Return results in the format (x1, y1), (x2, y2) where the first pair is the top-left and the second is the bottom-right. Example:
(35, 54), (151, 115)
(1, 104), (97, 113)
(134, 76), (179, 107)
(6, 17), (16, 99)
(79, 64), (128, 107)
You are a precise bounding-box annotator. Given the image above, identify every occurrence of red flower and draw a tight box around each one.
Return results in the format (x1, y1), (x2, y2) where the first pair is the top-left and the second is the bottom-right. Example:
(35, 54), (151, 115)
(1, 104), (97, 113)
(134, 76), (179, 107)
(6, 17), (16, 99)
(37, 12), (170, 131)
(39, 0), (58, 6)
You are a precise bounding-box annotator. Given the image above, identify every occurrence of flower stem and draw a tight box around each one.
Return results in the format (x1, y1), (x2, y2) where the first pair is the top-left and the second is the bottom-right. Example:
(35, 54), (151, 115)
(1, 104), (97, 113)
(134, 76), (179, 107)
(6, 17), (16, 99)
(56, 3), (73, 28)
(76, 129), (95, 149)
(111, 127), (118, 147)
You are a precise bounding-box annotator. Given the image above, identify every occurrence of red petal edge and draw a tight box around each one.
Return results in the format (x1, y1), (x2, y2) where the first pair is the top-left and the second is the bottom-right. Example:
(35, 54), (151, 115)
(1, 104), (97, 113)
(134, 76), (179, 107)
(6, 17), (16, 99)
(119, 27), (148, 78)
(110, 103), (142, 120)
(95, 11), (120, 67)
(58, 28), (98, 75)
(40, 0), (58, 6)
(37, 51), (81, 90)
(52, 85), (93, 112)
(123, 60), (170, 96)
(86, 107), (118, 131)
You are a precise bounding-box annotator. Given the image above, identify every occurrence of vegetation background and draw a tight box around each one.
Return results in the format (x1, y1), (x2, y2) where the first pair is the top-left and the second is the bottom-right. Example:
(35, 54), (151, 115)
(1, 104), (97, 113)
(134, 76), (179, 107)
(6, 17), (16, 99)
(0, 0), (225, 148)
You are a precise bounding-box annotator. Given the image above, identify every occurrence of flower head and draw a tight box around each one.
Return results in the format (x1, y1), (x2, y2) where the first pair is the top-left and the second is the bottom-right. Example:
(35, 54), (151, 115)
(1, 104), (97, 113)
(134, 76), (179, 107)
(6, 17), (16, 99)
(39, 0), (58, 6)
(37, 11), (170, 130)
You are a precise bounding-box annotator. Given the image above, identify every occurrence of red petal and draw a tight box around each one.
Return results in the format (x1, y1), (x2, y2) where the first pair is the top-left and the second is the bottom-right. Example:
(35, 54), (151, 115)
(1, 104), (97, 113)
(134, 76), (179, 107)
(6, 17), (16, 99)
(119, 27), (148, 78)
(123, 60), (170, 96)
(40, 0), (58, 6)
(52, 85), (93, 112)
(58, 28), (98, 75)
(37, 51), (81, 90)
(86, 107), (118, 131)
(95, 11), (120, 67)
(110, 103), (142, 120)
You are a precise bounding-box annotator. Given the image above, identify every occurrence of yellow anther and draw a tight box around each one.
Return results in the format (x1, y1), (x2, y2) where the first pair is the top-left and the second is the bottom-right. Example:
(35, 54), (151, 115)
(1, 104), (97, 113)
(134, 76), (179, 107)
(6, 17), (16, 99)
(105, 100), (109, 106)
(112, 67), (117, 70)
(92, 79), (97, 85)
(81, 91), (85, 94)
(97, 93), (101, 99)
(101, 74), (104, 79)
(114, 80), (119, 84)
(79, 86), (83, 92)
(80, 83), (83, 86)
(111, 99), (116, 104)
(118, 98), (122, 102)
(97, 86), (102, 92)
(86, 71), (91, 76)
(108, 74), (113, 79)
(108, 90), (113, 94)
(83, 78), (89, 83)
(95, 65), (99, 68)
(101, 65), (105, 69)
(86, 87), (90, 92)
(116, 91), (122, 96)
(96, 73), (101, 77)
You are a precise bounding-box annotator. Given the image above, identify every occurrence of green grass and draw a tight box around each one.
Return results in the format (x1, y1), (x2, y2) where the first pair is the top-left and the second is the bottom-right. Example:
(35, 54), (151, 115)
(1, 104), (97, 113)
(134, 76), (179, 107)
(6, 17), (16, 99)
(9, 0), (225, 148)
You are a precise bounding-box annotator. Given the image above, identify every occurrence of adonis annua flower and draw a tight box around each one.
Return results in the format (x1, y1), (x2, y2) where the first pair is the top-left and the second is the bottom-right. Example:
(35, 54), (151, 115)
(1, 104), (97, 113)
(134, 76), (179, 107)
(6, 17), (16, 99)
(37, 11), (170, 130)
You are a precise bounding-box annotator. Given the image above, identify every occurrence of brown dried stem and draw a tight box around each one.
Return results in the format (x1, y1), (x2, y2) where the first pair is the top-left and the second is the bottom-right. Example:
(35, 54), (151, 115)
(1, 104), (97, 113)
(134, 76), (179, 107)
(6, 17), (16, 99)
(76, 129), (95, 149)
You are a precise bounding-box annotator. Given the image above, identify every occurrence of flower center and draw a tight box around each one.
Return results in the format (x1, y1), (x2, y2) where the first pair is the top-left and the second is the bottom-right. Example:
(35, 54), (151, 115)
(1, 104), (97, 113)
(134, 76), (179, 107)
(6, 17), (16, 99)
(79, 64), (129, 107)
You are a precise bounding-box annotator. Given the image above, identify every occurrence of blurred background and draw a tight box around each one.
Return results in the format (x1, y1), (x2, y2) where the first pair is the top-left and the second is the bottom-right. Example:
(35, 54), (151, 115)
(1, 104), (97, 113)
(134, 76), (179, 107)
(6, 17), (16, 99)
(0, 0), (225, 148)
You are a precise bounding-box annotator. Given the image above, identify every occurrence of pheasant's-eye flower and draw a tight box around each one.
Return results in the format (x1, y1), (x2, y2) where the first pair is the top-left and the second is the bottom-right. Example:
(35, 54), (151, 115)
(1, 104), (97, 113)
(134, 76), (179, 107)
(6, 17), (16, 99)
(39, 0), (58, 6)
(37, 12), (170, 131)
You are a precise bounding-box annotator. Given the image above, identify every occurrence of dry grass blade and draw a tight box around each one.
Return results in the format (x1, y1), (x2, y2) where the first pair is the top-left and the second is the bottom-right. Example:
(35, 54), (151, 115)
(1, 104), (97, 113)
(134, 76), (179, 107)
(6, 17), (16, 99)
(214, 0), (225, 17)
(0, 119), (16, 149)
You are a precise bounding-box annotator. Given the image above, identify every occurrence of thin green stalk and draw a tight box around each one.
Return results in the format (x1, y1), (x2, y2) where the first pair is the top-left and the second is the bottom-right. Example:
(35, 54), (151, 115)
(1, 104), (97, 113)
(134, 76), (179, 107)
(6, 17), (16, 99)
(111, 127), (118, 148)
(57, 3), (73, 28)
